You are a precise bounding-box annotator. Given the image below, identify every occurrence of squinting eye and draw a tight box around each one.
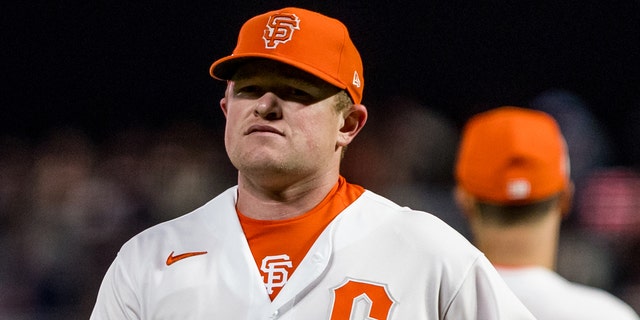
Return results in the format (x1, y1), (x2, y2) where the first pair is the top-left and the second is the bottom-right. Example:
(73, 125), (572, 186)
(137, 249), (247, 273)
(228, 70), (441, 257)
(238, 85), (258, 93)
(235, 85), (262, 97)
(291, 88), (308, 96)
(286, 88), (314, 101)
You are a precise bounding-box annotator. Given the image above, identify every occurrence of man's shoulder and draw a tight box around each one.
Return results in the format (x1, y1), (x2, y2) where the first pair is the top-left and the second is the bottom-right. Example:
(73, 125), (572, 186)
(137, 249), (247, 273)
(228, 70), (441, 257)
(345, 189), (478, 253)
(117, 186), (238, 256)
(356, 190), (463, 231)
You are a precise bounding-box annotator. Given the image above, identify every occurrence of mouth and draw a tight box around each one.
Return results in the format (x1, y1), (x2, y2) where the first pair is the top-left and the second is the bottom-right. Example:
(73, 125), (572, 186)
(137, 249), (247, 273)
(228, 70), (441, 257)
(245, 125), (284, 136)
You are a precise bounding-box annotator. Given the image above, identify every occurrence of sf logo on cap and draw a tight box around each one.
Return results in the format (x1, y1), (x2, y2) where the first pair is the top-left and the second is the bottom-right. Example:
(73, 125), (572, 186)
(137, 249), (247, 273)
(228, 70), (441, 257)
(263, 13), (300, 49)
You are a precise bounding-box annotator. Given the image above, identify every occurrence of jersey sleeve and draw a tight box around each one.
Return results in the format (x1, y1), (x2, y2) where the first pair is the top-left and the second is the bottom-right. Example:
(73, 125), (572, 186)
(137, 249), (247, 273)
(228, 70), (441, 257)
(90, 254), (141, 320)
(444, 255), (536, 319)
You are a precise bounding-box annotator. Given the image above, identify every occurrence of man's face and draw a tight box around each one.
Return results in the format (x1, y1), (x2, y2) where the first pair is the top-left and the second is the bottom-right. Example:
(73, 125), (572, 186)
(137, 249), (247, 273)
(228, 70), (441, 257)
(220, 60), (345, 183)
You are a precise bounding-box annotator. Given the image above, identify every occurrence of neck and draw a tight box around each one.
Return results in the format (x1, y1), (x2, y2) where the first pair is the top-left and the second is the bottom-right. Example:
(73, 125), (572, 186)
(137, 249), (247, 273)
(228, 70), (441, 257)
(235, 170), (340, 220)
(471, 210), (562, 270)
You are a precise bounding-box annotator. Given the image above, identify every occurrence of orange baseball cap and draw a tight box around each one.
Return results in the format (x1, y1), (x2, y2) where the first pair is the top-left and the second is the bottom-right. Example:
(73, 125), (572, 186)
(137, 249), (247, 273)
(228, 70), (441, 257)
(209, 7), (364, 104)
(455, 106), (570, 204)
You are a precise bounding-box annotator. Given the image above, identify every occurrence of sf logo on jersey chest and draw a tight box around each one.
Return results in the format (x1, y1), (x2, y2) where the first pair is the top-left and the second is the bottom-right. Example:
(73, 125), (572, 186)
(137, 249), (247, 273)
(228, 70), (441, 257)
(261, 254), (293, 294)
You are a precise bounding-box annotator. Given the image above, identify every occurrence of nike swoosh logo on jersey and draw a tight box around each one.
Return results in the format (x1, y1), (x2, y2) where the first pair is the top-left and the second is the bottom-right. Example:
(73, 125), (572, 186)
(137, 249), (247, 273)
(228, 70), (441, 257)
(166, 251), (208, 266)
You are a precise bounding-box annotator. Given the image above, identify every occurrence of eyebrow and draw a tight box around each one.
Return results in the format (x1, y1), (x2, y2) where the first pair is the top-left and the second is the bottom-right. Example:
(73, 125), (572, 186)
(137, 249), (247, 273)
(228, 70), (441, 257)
(234, 72), (330, 92)
(233, 62), (331, 86)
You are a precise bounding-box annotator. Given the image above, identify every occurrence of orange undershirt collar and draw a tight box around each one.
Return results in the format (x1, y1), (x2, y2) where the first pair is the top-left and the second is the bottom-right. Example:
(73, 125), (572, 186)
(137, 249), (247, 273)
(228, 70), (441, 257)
(237, 176), (364, 300)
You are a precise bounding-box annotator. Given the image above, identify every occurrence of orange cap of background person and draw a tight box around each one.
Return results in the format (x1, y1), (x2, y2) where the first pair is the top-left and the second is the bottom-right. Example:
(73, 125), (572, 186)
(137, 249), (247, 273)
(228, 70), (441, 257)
(209, 7), (364, 104)
(455, 106), (570, 204)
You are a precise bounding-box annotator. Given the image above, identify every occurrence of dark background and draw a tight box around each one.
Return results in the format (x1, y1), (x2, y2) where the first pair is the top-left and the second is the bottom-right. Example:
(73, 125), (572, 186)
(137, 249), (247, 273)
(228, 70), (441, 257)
(1, 2), (640, 318)
(3, 1), (639, 164)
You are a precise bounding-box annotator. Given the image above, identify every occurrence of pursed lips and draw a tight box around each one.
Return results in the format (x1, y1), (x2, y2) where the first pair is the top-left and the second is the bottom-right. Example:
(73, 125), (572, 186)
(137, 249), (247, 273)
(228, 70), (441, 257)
(245, 124), (284, 136)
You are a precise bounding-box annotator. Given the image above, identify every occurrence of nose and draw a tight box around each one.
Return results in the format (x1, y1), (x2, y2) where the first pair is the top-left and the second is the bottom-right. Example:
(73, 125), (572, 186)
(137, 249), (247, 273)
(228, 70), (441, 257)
(254, 92), (282, 120)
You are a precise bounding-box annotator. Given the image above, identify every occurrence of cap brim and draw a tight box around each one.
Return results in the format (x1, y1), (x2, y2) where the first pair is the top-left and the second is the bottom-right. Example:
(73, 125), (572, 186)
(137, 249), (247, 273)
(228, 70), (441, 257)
(209, 54), (346, 91)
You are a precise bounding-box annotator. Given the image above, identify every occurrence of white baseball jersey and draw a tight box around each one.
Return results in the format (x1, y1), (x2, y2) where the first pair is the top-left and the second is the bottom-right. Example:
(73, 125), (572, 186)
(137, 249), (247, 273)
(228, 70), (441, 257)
(91, 187), (535, 319)
(498, 267), (639, 319)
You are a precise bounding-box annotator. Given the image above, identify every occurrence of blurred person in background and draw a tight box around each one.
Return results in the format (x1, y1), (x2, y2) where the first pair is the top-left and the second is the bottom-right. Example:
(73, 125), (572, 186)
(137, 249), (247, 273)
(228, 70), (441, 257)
(342, 96), (466, 235)
(531, 90), (640, 313)
(0, 136), (36, 318)
(577, 167), (640, 315)
(138, 123), (234, 223)
(454, 106), (639, 319)
(530, 89), (620, 291)
(26, 128), (96, 318)
(530, 89), (614, 190)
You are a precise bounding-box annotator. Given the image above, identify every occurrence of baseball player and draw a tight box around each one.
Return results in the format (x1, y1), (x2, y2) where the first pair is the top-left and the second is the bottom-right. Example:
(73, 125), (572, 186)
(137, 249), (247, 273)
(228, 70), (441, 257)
(90, 8), (535, 319)
(454, 106), (640, 319)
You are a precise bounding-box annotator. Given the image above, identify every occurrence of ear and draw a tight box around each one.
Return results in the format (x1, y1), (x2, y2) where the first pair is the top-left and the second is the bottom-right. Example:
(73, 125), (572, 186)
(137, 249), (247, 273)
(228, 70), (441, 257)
(454, 186), (479, 220)
(560, 181), (575, 218)
(220, 97), (229, 118)
(336, 104), (368, 147)
(220, 81), (232, 117)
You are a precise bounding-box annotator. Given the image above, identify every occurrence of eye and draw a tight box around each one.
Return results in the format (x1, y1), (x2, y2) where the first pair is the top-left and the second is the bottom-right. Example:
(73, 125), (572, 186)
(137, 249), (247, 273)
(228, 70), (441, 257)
(281, 86), (314, 102)
(290, 87), (311, 98)
(234, 85), (263, 97)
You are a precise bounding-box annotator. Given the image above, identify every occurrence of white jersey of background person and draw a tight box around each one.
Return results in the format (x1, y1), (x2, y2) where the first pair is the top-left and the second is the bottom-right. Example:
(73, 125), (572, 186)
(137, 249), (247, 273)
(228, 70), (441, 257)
(91, 186), (534, 319)
(499, 267), (639, 319)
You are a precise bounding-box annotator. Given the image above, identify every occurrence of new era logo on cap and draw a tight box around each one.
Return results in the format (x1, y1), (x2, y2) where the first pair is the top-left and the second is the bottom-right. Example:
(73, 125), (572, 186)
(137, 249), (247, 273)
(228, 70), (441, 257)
(352, 71), (361, 88)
